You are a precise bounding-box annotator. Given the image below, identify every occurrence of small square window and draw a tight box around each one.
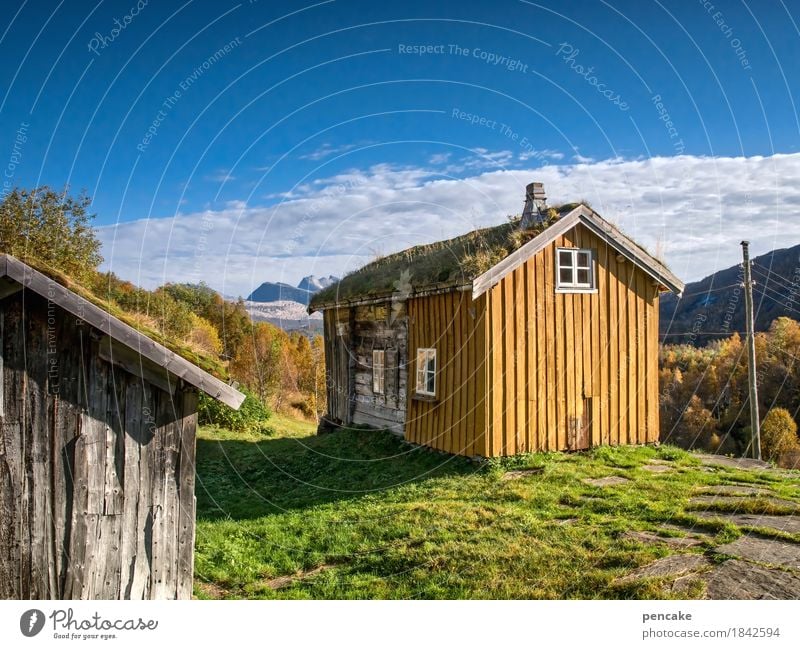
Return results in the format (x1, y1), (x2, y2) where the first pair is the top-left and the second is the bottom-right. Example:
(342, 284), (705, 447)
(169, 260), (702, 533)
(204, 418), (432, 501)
(415, 348), (436, 396)
(372, 350), (385, 394)
(556, 248), (595, 291)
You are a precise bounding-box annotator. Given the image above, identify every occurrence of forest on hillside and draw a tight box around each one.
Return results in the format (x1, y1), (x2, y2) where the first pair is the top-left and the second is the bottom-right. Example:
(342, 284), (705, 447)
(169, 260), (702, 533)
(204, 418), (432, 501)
(660, 317), (800, 458)
(0, 187), (326, 431)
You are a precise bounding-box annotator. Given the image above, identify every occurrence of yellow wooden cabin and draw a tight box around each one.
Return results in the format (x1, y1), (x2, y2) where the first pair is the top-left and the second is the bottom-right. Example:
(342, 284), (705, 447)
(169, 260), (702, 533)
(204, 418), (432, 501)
(309, 183), (684, 457)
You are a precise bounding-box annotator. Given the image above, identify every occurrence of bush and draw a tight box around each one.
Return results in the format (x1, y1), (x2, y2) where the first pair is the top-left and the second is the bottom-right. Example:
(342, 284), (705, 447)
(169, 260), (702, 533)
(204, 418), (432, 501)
(0, 186), (102, 282)
(198, 388), (273, 435)
(760, 407), (800, 460)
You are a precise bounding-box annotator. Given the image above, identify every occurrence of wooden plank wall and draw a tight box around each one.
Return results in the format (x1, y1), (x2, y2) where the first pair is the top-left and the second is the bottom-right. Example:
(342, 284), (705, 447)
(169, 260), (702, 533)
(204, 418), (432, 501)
(323, 308), (354, 425)
(0, 290), (197, 599)
(406, 290), (488, 456)
(485, 223), (661, 455)
(349, 303), (408, 434)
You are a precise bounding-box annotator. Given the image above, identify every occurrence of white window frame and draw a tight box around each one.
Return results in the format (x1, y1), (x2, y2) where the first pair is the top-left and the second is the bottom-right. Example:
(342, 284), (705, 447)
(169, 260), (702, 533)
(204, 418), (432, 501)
(556, 247), (596, 293)
(372, 349), (385, 394)
(415, 348), (437, 397)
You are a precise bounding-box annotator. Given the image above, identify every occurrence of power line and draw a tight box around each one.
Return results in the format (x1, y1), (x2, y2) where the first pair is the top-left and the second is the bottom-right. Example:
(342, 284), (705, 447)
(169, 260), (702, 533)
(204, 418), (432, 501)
(753, 285), (800, 317)
(752, 261), (800, 288)
(750, 266), (799, 294)
(679, 283), (742, 299)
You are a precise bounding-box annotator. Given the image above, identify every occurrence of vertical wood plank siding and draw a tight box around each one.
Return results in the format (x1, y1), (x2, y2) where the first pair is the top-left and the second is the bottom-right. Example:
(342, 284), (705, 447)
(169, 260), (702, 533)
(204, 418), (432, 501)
(322, 223), (662, 458)
(0, 291), (198, 599)
(406, 291), (488, 456)
(484, 223), (661, 455)
(322, 305), (407, 433)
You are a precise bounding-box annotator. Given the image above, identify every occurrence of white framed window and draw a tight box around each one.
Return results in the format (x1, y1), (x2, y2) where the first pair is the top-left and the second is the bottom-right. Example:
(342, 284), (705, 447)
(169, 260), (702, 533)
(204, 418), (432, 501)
(415, 348), (437, 396)
(372, 349), (385, 394)
(556, 248), (595, 291)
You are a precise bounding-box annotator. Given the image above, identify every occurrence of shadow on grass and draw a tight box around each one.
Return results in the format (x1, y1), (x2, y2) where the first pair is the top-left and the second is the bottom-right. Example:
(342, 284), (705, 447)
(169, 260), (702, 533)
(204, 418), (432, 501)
(195, 426), (478, 521)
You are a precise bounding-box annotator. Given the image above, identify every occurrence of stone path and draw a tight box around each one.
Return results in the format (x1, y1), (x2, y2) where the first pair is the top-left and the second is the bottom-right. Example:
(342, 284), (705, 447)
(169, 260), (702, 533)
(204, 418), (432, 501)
(697, 485), (775, 497)
(621, 530), (704, 549)
(695, 453), (771, 470)
(501, 468), (544, 481)
(616, 453), (800, 599)
(693, 512), (800, 535)
(714, 536), (800, 570)
(616, 555), (711, 584)
(688, 494), (800, 511)
(641, 464), (674, 473)
(582, 476), (630, 487)
(704, 560), (800, 599)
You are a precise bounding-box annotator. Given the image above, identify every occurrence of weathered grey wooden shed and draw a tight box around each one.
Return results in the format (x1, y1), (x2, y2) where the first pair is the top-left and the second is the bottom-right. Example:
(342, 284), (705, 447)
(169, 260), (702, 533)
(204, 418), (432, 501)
(0, 253), (244, 600)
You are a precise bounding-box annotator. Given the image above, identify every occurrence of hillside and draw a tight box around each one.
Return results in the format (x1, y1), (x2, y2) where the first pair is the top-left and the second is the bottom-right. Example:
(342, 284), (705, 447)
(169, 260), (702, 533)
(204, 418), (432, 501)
(660, 243), (800, 345)
(194, 420), (800, 600)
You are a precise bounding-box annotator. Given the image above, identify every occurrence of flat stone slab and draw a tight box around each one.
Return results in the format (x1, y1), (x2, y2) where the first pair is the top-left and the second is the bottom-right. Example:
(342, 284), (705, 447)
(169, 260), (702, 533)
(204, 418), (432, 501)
(648, 459), (674, 465)
(694, 454), (771, 470)
(617, 554), (711, 583)
(695, 512), (800, 535)
(704, 560), (800, 599)
(689, 495), (799, 511)
(713, 536), (800, 570)
(621, 530), (704, 549)
(642, 464), (674, 473)
(501, 468), (544, 481)
(658, 523), (716, 540)
(670, 573), (706, 598)
(582, 476), (631, 488)
(697, 485), (776, 497)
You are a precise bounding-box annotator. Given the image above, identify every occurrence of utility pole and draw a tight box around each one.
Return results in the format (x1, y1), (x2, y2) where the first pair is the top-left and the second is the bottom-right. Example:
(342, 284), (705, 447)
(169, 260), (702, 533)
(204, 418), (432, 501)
(741, 241), (762, 460)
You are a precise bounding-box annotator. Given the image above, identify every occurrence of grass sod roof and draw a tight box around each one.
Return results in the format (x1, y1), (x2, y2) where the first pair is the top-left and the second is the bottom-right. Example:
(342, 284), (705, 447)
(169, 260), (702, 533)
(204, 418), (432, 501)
(2, 253), (229, 381)
(310, 203), (582, 311)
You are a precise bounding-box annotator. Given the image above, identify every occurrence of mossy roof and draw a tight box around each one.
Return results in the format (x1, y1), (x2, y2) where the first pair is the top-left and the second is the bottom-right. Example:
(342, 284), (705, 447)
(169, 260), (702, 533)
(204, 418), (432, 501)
(0, 253), (243, 407)
(310, 204), (581, 310)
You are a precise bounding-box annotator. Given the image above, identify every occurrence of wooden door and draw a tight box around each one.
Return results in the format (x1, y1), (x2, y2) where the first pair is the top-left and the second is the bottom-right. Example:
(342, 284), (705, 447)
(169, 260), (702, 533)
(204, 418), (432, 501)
(567, 398), (591, 450)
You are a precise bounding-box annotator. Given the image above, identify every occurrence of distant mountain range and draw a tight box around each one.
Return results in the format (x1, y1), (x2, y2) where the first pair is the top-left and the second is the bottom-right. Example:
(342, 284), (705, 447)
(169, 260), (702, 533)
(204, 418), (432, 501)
(247, 274), (338, 305)
(660, 243), (800, 345)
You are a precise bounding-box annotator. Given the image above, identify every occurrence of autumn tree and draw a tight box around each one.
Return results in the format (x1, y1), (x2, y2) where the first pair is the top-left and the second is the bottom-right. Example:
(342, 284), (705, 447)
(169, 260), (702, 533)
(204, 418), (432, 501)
(0, 186), (102, 281)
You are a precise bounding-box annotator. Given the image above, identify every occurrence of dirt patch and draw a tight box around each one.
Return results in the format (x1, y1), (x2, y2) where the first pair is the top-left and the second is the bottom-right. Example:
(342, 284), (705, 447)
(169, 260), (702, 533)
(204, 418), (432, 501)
(713, 536), (800, 570)
(261, 564), (332, 590)
(583, 476), (631, 488)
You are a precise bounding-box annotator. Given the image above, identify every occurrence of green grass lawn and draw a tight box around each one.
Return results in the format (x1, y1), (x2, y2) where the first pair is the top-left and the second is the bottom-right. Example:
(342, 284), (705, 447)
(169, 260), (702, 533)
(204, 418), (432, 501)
(193, 417), (800, 599)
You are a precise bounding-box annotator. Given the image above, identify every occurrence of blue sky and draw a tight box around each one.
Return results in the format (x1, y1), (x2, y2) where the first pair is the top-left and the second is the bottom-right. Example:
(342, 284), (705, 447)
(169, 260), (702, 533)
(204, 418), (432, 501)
(2, 0), (799, 295)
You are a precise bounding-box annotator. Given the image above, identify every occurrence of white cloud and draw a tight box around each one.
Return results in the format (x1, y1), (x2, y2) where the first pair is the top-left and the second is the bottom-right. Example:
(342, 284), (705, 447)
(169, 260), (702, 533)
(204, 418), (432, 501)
(298, 142), (363, 161)
(204, 169), (236, 183)
(519, 149), (564, 161)
(429, 152), (451, 165)
(97, 153), (800, 297)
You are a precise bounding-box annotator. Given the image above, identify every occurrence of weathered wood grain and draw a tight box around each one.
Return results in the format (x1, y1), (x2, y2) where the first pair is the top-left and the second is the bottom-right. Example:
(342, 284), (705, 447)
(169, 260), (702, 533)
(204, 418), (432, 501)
(0, 288), (201, 600)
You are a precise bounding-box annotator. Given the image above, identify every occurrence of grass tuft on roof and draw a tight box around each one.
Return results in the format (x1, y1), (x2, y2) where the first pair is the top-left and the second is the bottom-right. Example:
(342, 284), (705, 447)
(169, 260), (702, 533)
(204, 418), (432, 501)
(8, 254), (229, 380)
(310, 204), (581, 309)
